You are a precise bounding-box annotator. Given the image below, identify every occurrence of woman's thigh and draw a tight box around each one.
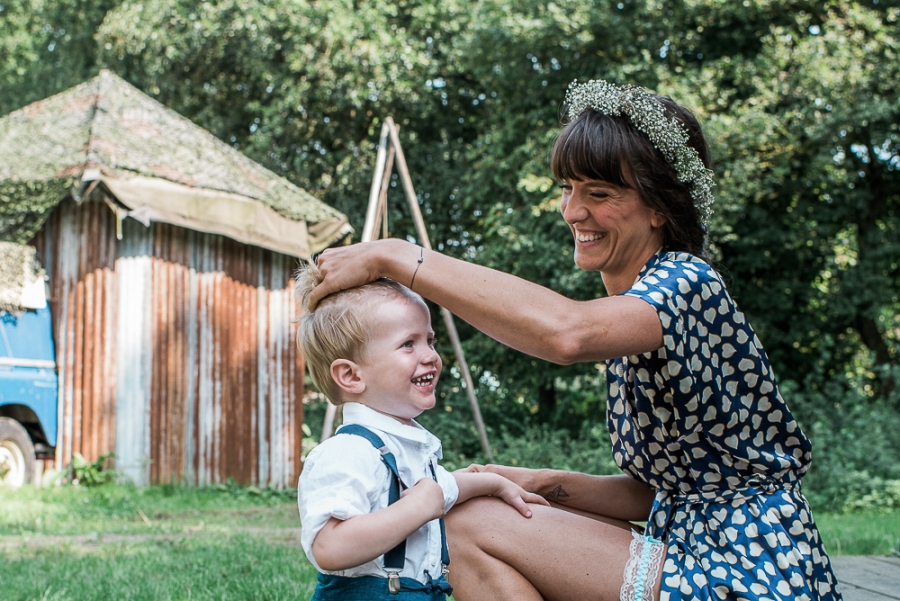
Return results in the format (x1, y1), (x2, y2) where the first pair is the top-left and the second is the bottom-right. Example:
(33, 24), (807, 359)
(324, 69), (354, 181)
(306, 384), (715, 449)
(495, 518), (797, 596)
(446, 497), (662, 601)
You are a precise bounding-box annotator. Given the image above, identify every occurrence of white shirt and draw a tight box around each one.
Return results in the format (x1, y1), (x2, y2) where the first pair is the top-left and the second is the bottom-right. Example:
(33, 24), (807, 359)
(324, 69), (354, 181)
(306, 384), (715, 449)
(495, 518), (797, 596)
(298, 403), (460, 582)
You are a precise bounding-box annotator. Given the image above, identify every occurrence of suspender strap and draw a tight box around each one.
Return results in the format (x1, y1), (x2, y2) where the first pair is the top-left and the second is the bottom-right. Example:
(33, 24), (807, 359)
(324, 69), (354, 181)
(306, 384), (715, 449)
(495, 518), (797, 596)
(428, 463), (451, 569)
(336, 425), (451, 575)
(337, 424), (406, 570)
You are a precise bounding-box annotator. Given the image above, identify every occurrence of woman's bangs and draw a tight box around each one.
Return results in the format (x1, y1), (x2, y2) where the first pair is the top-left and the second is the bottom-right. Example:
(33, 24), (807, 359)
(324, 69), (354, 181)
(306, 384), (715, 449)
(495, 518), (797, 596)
(551, 112), (631, 187)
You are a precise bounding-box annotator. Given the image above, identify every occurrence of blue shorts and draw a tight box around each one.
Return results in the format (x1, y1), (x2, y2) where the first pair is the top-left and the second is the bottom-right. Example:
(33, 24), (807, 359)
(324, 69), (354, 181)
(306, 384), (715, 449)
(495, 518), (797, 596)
(311, 573), (452, 601)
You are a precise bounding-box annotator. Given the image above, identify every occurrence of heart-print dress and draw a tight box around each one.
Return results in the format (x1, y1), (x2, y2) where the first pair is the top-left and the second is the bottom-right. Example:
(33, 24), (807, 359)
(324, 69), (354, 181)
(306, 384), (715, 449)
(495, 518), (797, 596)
(609, 251), (842, 601)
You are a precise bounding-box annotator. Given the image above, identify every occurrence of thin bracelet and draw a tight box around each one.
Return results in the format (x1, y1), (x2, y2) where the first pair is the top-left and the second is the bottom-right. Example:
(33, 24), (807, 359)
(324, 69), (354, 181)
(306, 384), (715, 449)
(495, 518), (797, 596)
(409, 246), (424, 290)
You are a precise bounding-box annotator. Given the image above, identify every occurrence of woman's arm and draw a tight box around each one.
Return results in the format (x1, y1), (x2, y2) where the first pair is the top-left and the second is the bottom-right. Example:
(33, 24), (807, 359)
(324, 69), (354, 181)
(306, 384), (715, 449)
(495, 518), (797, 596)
(312, 478), (445, 571)
(466, 465), (655, 522)
(310, 239), (662, 364)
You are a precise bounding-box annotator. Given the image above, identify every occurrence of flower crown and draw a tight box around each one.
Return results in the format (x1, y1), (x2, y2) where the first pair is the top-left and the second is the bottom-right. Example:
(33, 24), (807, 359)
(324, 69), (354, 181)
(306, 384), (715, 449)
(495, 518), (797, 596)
(564, 79), (715, 227)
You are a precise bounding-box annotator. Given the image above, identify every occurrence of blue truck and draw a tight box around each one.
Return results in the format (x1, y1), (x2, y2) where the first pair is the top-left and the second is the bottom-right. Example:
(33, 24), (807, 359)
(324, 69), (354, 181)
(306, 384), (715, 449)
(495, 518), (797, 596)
(0, 242), (58, 488)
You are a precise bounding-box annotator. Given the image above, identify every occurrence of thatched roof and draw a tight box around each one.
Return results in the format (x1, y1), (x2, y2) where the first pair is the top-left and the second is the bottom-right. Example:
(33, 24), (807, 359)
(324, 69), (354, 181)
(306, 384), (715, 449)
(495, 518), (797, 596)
(0, 70), (352, 257)
(0, 242), (46, 312)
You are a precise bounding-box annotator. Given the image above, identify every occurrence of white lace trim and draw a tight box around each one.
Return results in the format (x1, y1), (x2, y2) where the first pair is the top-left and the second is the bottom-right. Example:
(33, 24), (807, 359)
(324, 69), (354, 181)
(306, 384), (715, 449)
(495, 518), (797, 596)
(620, 531), (665, 601)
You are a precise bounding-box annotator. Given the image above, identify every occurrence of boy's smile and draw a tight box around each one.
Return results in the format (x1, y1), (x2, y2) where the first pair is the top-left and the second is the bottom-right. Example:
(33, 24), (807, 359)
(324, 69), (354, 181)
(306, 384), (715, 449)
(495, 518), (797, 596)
(351, 296), (442, 425)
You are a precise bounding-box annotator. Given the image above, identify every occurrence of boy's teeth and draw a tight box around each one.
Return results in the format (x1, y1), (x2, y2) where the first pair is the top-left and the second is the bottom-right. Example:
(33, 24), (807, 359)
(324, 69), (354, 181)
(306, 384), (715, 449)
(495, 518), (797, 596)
(412, 374), (434, 385)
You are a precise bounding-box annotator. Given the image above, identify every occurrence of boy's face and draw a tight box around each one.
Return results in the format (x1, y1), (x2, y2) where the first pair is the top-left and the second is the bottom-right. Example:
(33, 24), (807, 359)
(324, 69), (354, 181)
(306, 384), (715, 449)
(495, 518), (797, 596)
(354, 296), (442, 425)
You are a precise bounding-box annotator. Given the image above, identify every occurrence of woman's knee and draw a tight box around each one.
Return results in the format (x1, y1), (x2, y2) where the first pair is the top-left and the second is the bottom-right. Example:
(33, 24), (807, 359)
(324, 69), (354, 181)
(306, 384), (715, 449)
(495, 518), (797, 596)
(446, 496), (514, 541)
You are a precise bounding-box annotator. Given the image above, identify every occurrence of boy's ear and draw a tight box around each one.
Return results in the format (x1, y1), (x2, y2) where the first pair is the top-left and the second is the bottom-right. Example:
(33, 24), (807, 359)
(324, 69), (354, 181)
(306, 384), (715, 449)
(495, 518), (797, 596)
(331, 359), (366, 395)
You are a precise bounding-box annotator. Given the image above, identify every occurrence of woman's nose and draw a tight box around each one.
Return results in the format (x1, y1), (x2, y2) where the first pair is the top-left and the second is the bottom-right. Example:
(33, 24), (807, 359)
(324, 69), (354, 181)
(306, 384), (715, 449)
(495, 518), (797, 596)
(561, 193), (586, 224)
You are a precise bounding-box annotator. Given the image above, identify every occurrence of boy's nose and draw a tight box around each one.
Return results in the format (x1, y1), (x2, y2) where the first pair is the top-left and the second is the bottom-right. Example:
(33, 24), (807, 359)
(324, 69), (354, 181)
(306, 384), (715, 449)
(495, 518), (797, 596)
(423, 348), (441, 366)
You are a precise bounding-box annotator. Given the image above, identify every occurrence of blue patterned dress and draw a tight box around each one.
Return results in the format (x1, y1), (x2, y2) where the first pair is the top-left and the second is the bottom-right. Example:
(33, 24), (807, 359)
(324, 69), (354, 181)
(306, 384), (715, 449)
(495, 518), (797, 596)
(609, 251), (842, 601)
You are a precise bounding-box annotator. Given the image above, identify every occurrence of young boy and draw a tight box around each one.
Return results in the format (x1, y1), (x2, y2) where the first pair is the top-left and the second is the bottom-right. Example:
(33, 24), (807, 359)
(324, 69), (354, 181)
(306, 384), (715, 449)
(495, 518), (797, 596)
(295, 263), (546, 600)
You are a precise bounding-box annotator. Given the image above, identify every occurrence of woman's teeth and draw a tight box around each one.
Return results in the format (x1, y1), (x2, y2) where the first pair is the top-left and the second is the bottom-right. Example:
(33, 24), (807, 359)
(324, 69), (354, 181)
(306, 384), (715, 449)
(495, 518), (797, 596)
(576, 233), (604, 242)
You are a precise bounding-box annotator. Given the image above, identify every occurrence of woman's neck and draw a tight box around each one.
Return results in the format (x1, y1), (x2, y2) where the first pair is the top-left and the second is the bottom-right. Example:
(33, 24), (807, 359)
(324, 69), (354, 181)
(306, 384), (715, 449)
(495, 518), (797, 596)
(601, 247), (663, 296)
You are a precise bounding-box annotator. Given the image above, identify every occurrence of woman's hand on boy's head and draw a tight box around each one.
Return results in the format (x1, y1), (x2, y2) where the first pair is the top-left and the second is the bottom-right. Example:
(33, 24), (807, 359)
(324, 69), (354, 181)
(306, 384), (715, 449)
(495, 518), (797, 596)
(400, 478), (446, 521)
(309, 240), (410, 310)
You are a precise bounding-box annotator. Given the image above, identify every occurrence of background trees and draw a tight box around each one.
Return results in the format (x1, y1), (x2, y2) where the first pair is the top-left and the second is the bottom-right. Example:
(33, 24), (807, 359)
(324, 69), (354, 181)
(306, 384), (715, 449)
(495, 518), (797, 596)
(3, 0), (898, 510)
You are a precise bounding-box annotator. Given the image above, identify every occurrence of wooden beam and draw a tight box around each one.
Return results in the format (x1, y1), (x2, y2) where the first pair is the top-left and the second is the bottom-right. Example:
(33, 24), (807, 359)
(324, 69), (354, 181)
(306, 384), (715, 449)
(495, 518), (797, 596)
(385, 118), (493, 461)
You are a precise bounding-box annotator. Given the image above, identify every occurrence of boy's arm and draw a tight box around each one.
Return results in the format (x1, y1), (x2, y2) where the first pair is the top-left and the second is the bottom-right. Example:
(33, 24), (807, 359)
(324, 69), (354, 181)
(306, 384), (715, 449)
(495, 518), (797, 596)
(312, 478), (445, 572)
(453, 471), (550, 517)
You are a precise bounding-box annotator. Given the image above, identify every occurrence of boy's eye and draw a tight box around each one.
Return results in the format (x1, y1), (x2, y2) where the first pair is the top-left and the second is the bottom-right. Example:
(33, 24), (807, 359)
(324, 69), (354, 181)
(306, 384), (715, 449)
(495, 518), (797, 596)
(402, 341), (414, 348)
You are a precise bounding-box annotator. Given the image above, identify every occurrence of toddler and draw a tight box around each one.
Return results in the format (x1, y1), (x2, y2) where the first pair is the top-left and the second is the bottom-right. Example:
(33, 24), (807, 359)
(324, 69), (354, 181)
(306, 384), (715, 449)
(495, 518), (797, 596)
(295, 263), (546, 600)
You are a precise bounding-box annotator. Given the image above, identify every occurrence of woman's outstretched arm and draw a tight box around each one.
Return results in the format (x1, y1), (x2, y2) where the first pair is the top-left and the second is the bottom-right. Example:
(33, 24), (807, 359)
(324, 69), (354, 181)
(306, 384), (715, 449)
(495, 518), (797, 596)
(309, 239), (662, 364)
(465, 464), (655, 522)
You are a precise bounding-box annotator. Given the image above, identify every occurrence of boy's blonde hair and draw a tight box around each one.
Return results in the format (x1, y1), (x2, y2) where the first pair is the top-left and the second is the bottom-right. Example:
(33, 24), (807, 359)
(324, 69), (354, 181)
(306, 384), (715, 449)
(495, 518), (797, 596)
(294, 261), (427, 404)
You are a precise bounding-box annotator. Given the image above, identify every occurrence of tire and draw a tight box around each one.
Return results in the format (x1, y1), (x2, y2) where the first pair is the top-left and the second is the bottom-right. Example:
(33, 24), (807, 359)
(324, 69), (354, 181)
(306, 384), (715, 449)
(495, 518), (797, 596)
(0, 417), (35, 488)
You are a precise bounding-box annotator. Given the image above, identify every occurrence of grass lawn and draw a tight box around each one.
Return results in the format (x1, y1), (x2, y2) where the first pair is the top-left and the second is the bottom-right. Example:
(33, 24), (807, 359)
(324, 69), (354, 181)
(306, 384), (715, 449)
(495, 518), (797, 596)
(815, 510), (900, 557)
(0, 484), (316, 601)
(1, 484), (898, 600)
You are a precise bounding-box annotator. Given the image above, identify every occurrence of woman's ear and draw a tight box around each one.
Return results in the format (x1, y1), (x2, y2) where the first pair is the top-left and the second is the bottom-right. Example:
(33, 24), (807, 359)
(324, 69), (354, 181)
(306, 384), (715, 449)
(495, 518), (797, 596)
(331, 359), (365, 395)
(651, 211), (667, 229)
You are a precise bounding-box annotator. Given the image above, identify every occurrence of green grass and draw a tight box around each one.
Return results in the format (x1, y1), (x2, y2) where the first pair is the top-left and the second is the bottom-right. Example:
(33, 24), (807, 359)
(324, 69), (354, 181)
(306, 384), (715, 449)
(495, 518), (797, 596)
(2, 535), (318, 601)
(1, 484), (316, 601)
(0, 482), (299, 536)
(1, 484), (898, 600)
(816, 510), (900, 556)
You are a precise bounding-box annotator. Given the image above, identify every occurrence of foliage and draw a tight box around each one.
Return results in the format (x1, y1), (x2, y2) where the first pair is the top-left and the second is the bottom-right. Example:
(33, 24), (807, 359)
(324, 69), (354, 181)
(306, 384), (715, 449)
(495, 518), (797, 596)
(70, 452), (116, 487)
(3, 0), (899, 506)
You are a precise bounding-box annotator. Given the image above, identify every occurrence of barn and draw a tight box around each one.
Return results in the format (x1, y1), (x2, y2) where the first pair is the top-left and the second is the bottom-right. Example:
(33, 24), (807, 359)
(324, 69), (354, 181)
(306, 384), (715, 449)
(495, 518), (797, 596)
(0, 70), (351, 487)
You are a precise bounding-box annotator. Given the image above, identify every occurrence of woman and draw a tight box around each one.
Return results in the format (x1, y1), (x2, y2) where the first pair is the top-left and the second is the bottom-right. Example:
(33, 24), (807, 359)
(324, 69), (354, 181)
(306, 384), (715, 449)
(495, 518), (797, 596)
(309, 80), (842, 601)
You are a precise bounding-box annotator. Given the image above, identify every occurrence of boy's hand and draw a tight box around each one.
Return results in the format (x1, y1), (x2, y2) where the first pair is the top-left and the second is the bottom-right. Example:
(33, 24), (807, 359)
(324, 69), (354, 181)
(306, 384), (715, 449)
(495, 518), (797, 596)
(460, 463), (544, 495)
(400, 478), (446, 521)
(491, 476), (550, 518)
(453, 471), (550, 519)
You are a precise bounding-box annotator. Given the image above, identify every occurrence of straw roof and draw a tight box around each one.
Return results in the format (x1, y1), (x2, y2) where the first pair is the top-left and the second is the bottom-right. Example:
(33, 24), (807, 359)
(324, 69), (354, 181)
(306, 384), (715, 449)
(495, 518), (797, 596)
(0, 70), (351, 257)
(0, 242), (47, 313)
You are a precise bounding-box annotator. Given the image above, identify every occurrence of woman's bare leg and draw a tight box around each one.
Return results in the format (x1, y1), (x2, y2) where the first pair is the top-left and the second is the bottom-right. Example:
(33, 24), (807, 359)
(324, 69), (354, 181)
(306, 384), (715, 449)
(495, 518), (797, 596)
(446, 497), (664, 601)
(546, 500), (638, 530)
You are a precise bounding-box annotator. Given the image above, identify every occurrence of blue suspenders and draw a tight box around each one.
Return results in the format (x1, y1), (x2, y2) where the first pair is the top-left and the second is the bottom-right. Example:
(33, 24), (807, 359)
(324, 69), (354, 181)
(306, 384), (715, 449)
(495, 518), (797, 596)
(336, 425), (451, 594)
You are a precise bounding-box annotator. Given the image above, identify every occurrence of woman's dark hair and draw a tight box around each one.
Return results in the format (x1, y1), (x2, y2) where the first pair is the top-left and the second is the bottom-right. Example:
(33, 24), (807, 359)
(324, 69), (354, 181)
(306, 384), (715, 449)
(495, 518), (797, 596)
(550, 95), (711, 261)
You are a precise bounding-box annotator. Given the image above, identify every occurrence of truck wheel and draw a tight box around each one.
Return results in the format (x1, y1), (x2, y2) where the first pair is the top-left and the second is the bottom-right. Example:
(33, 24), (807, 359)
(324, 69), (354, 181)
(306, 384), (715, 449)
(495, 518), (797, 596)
(0, 417), (35, 488)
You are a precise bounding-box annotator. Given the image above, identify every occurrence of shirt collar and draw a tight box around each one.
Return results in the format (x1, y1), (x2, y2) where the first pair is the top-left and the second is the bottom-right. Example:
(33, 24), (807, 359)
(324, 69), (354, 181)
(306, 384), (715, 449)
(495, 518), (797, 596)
(340, 403), (441, 456)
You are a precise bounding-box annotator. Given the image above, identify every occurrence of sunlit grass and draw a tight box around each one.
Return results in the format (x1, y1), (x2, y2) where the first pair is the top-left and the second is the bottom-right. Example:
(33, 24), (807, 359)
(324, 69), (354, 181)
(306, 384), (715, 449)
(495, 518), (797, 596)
(0, 482), (299, 536)
(816, 510), (900, 556)
(1, 534), (317, 601)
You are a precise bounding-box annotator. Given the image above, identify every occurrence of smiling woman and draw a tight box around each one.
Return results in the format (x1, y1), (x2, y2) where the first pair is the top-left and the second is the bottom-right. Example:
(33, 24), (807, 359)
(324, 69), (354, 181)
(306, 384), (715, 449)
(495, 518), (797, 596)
(308, 80), (843, 601)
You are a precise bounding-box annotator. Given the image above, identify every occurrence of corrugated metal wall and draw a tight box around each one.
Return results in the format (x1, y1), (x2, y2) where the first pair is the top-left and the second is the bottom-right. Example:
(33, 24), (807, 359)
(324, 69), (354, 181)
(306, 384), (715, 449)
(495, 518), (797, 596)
(33, 198), (304, 488)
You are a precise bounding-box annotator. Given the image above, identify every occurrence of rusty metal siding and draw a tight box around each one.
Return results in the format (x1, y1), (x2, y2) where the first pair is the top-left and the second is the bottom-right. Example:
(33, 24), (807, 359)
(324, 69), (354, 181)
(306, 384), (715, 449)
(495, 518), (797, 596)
(32, 198), (304, 488)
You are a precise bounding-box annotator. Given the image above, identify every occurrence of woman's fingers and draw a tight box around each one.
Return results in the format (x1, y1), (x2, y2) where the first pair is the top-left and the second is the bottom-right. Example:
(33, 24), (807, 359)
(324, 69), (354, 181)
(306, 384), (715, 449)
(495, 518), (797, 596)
(307, 244), (379, 310)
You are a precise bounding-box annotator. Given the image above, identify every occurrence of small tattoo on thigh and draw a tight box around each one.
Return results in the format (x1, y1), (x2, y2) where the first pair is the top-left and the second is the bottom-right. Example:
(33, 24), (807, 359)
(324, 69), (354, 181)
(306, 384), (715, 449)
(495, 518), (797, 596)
(547, 485), (570, 503)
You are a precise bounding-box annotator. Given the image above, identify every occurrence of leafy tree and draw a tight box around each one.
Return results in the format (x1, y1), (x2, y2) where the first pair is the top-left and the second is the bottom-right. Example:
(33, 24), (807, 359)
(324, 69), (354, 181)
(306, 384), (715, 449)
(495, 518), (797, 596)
(2, 0), (899, 487)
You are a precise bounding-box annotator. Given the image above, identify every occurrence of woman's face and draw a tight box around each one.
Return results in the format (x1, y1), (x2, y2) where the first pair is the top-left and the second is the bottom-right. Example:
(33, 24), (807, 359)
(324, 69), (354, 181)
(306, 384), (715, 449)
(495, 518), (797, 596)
(559, 176), (665, 280)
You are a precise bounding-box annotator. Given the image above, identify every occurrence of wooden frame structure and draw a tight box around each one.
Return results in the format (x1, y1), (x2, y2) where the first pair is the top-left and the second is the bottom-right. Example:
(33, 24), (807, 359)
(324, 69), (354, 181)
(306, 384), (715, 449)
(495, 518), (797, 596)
(320, 117), (493, 460)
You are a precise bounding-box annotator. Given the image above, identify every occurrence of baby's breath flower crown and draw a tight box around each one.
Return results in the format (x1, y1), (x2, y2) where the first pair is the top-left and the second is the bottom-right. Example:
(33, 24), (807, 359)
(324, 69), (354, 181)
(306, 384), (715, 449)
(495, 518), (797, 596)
(565, 79), (715, 227)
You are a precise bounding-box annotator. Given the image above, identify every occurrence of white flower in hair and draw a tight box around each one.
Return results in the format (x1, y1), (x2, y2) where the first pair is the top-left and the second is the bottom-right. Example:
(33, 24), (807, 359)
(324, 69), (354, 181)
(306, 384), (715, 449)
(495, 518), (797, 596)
(565, 79), (715, 227)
